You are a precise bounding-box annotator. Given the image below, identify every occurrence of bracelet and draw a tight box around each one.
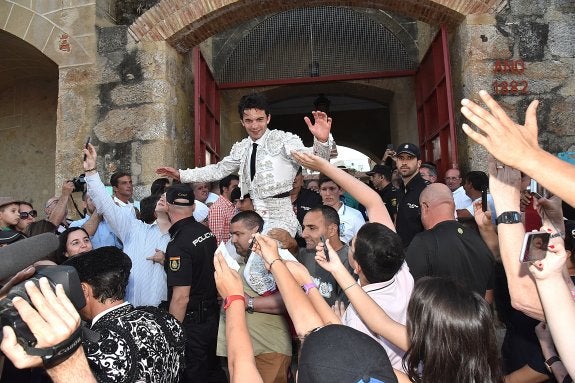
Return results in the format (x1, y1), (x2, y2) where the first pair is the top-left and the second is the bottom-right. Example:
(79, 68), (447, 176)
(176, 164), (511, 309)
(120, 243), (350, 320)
(302, 282), (317, 295)
(268, 258), (282, 270)
(223, 295), (245, 310)
(344, 282), (358, 292)
(84, 167), (97, 173)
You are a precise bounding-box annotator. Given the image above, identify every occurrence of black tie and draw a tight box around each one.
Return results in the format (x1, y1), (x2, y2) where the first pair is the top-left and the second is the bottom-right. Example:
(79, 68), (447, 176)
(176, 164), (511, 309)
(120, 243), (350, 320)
(250, 143), (258, 181)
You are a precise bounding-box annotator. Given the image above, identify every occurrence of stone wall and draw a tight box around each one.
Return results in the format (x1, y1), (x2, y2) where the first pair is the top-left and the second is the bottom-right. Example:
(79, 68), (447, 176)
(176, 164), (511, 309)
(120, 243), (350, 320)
(92, 26), (194, 200)
(0, 79), (57, 212)
(453, 0), (575, 173)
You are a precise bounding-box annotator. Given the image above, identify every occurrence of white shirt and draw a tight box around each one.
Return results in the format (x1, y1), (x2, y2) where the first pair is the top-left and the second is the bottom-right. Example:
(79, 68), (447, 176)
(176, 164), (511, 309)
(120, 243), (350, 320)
(337, 203), (366, 244)
(452, 186), (472, 210)
(87, 173), (169, 307)
(342, 262), (414, 371)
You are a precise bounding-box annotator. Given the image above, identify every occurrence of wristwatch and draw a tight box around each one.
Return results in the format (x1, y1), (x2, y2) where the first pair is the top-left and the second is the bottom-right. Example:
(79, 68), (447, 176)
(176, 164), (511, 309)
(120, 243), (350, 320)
(496, 211), (522, 225)
(545, 355), (561, 372)
(246, 296), (254, 314)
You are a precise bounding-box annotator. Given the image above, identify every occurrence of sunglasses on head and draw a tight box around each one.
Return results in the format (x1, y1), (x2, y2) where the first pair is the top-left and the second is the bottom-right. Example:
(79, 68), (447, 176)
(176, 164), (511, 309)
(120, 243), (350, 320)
(20, 210), (37, 219)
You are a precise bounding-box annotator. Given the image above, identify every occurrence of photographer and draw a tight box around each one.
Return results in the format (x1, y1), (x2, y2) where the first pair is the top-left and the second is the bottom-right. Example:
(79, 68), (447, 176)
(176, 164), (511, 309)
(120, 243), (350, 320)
(1, 276), (97, 383)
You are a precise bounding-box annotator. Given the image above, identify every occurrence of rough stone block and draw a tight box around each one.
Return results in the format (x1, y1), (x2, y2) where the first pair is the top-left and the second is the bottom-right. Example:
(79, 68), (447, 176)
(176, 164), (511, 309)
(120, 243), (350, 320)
(468, 25), (512, 60)
(549, 21), (575, 57)
(110, 79), (172, 105)
(97, 25), (128, 53)
(555, 0), (575, 13)
(509, 0), (548, 16)
(516, 22), (549, 61)
(94, 103), (169, 143)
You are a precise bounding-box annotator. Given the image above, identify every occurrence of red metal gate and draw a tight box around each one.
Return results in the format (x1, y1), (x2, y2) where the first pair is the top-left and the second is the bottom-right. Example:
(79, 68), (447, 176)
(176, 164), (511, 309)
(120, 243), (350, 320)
(194, 48), (220, 166)
(415, 26), (457, 181)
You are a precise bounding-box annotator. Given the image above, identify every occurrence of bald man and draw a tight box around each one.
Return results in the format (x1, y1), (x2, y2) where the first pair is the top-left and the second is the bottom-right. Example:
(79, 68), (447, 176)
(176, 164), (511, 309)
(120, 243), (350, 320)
(405, 184), (495, 300)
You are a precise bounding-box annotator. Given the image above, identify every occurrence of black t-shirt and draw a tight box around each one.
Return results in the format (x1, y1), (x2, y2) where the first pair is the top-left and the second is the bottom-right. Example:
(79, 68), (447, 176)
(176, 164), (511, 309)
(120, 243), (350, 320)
(395, 173), (428, 247)
(165, 216), (218, 309)
(377, 183), (398, 219)
(405, 220), (495, 297)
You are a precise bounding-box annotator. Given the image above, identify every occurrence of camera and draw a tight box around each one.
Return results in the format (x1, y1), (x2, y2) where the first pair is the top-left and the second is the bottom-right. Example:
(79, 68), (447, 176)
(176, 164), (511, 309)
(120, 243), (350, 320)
(0, 266), (85, 348)
(71, 174), (86, 193)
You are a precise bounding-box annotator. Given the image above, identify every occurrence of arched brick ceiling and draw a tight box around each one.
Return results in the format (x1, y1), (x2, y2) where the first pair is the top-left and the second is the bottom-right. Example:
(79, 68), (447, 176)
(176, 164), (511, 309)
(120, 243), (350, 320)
(130, 0), (500, 53)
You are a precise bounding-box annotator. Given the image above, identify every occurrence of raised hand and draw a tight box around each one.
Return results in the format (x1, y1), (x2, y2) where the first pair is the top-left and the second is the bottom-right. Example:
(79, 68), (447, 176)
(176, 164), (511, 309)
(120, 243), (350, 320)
(304, 111), (332, 143)
(213, 252), (244, 298)
(314, 238), (345, 274)
(155, 166), (181, 181)
(461, 90), (540, 169)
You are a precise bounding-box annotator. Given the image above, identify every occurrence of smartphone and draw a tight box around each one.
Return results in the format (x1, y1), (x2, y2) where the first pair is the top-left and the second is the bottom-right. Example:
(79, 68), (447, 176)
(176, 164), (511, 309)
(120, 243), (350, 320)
(519, 231), (550, 263)
(83, 136), (91, 161)
(320, 235), (330, 262)
(481, 188), (488, 212)
(248, 237), (256, 253)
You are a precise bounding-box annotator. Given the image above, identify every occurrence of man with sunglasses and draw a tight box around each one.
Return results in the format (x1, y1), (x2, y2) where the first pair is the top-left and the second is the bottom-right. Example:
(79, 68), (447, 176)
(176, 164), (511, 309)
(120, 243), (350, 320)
(15, 202), (37, 233)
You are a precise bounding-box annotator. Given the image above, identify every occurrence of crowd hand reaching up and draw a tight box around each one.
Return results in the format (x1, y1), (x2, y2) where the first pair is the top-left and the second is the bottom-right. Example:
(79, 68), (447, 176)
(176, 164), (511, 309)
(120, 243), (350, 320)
(213, 252), (244, 298)
(251, 233), (281, 270)
(304, 111), (332, 143)
(473, 200), (493, 229)
(533, 195), (565, 234)
(155, 166), (181, 181)
(82, 143), (98, 172)
(332, 300), (346, 320)
(314, 238), (345, 274)
(284, 261), (314, 286)
(461, 90), (541, 169)
(291, 151), (330, 173)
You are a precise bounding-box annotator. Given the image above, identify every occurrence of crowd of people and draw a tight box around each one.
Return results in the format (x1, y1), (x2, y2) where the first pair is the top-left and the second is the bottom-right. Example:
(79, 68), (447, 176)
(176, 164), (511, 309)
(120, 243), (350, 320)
(0, 90), (574, 383)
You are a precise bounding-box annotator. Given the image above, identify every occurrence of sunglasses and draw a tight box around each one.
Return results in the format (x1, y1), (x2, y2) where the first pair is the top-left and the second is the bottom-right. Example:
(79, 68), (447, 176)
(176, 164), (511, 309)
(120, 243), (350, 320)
(19, 210), (37, 219)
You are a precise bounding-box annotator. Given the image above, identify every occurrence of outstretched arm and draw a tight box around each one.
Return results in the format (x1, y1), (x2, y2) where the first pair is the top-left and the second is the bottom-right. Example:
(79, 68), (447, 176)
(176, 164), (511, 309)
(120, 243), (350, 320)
(487, 156), (544, 320)
(461, 90), (575, 207)
(251, 234), (325, 338)
(214, 253), (263, 383)
(530, 241), (575, 377)
(292, 151), (394, 230)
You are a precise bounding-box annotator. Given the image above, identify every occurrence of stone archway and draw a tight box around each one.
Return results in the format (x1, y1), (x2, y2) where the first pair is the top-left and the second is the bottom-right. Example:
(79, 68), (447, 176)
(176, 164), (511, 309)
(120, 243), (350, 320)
(130, 0), (499, 52)
(0, 0), (97, 202)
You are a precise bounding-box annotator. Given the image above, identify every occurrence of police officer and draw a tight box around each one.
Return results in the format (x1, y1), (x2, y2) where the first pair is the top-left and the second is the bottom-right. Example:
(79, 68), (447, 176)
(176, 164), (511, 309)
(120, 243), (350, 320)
(366, 164), (398, 221)
(164, 184), (226, 383)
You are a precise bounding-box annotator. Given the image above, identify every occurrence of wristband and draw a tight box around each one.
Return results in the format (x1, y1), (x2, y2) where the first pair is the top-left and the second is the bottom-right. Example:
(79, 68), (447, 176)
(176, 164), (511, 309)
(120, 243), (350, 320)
(545, 355), (561, 372)
(268, 258), (282, 270)
(84, 167), (97, 173)
(223, 295), (245, 310)
(302, 282), (317, 295)
(25, 326), (83, 369)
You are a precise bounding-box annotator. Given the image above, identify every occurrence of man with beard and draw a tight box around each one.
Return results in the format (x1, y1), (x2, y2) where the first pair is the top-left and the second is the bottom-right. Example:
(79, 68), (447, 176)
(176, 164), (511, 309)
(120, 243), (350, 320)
(394, 143), (429, 247)
(216, 210), (291, 383)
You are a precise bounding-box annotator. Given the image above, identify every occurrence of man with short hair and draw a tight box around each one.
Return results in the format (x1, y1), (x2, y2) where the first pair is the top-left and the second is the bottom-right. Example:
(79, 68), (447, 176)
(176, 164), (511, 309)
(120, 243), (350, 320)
(366, 164), (397, 220)
(457, 170), (496, 223)
(63, 246), (185, 383)
(444, 168), (472, 210)
(208, 174), (240, 244)
(157, 92), (333, 236)
(419, 163), (438, 183)
(192, 181), (219, 206)
(164, 183), (226, 383)
(298, 205), (352, 305)
(217, 211), (292, 383)
(231, 187), (254, 212)
(110, 171), (133, 207)
(405, 183), (495, 298)
(318, 176), (365, 244)
(394, 143), (428, 247)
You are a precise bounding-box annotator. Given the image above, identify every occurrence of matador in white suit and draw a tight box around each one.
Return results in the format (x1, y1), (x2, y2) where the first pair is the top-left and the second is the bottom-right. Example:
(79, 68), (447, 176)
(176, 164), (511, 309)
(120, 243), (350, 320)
(157, 93), (333, 236)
